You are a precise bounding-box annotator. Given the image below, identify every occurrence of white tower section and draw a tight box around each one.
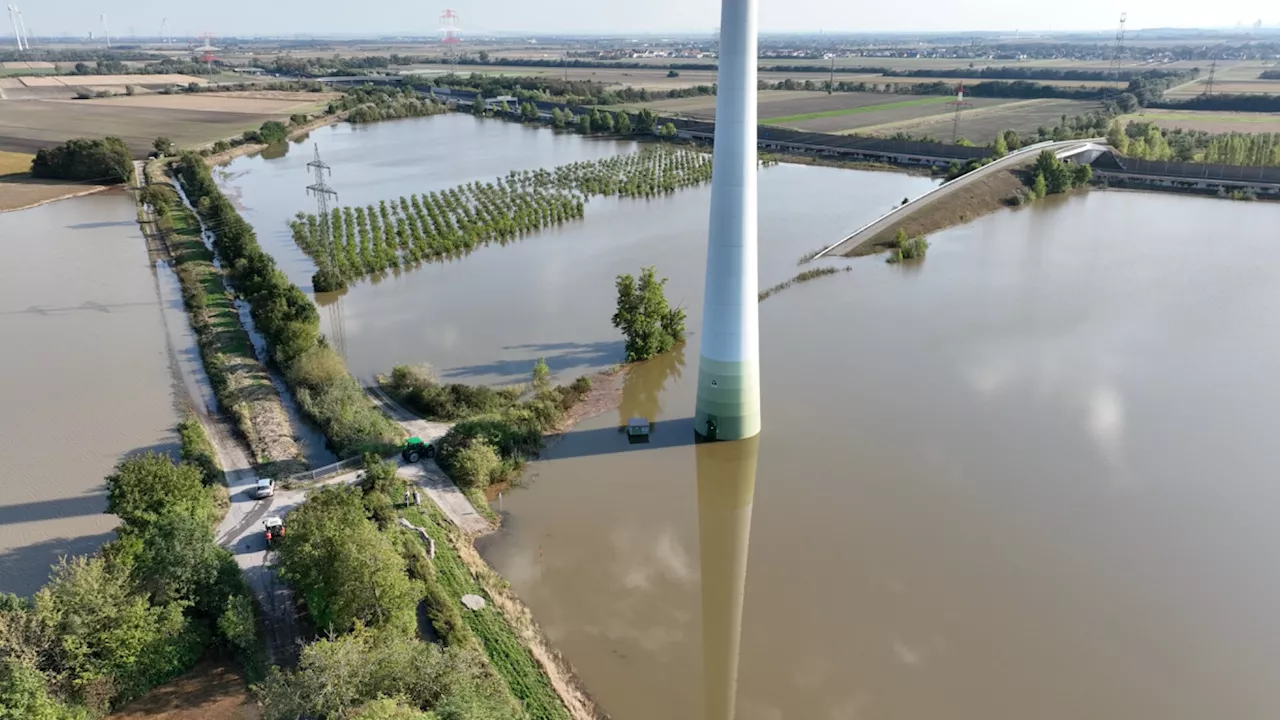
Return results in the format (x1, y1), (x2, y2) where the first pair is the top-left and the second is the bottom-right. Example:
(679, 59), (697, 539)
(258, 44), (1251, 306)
(694, 0), (760, 442)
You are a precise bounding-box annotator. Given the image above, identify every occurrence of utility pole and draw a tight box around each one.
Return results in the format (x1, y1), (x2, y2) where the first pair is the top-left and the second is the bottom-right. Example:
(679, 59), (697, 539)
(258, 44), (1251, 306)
(827, 55), (834, 95)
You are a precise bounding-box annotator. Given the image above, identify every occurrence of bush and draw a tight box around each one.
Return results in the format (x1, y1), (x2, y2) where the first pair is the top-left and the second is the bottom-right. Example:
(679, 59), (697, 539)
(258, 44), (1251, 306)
(105, 453), (215, 533)
(258, 120), (288, 145)
(177, 414), (223, 486)
(446, 438), (501, 490)
(885, 228), (929, 264)
(30, 137), (133, 184)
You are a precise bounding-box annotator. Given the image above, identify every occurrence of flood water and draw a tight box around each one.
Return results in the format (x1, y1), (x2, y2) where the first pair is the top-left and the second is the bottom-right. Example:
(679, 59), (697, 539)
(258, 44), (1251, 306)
(475, 190), (1280, 720)
(217, 115), (937, 382)
(220, 114), (1280, 719)
(0, 194), (181, 596)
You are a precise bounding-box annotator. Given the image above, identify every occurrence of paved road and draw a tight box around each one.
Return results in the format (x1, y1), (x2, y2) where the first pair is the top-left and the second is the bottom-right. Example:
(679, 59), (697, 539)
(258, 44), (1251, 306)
(812, 138), (1103, 259)
(366, 386), (492, 535)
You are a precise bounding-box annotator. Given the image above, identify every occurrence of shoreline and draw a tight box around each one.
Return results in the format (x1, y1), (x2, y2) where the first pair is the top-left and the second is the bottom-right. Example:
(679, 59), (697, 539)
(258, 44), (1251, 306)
(0, 183), (113, 214)
(206, 112), (347, 166)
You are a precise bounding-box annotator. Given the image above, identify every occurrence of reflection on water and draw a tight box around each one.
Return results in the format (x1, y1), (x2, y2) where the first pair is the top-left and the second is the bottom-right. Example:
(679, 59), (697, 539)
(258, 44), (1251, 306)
(482, 190), (1280, 720)
(216, 115), (936, 382)
(696, 435), (757, 720)
(0, 194), (180, 596)
(619, 343), (686, 429)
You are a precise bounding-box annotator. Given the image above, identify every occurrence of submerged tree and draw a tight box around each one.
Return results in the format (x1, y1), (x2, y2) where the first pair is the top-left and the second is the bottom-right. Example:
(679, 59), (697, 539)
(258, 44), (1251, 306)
(613, 267), (687, 362)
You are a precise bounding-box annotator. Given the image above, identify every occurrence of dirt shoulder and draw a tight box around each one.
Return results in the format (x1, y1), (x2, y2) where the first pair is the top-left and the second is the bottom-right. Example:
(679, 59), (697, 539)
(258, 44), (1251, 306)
(106, 661), (259, 720)
(842, 160), (1033, 257)
(0, 175), (113, 213)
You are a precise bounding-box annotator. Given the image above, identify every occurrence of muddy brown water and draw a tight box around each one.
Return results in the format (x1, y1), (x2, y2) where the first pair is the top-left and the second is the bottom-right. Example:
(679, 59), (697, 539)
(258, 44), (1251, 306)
(476, 191), (1280, 720)
(219, 116), (1280, 719)
(216, 114), (937, 383)
(0, 193), (182, 597)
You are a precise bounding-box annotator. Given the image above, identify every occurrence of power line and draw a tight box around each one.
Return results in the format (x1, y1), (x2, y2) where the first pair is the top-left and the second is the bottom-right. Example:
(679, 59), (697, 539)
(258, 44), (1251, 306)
(1107, 11), (1127, 96)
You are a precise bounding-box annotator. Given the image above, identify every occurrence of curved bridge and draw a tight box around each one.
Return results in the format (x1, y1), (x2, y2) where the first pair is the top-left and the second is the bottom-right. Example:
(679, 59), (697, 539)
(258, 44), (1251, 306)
(811, 138), (1108, 260)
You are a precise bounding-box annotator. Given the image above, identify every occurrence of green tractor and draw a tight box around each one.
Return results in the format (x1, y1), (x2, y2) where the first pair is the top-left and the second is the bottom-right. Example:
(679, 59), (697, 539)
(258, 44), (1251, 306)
(401, 436), (437, 463)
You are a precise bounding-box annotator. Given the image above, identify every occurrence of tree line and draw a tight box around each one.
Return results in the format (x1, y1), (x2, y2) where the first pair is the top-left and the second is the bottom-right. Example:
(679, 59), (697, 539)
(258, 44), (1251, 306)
(257, 458), (558, 719)
(332, 86), (450, 124)
(173, 155), (403, 457)
(30, 137), (133, 184)
(1107, 118), (1280, 166)
(0, 447), (257, 718)
(416, 71), (716, 107)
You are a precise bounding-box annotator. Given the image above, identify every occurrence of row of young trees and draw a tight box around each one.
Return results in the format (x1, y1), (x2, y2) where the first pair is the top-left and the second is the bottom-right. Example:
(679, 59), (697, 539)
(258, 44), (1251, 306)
(290, 146), (713, 291)
(174, 154), (403, 457)
(0, 450), (257, 718)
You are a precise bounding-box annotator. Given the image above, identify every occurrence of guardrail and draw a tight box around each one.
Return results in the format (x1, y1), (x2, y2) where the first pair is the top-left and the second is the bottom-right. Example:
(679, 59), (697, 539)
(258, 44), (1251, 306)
(808, 138), (1104, 261)
(285, 455), (364, 485)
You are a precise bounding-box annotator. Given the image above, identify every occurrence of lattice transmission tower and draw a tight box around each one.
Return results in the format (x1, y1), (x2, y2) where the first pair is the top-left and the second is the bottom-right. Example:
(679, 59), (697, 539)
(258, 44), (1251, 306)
(1107, 12), (1127, 96)
(306, 145), (347, 355)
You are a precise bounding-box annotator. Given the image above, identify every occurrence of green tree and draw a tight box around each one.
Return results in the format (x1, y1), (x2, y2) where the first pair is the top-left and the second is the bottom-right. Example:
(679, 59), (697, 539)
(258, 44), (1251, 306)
(579, 113), (593, 134)
(598, 110), (615, 133)
(658, 122), (678, 138)
(667, 69), (680, 78)
(30, 138), (132, 185)
(127, 511), (223, 607)
(551, 107), (567, 129)
(105, 453), (214, 534)
(275, 486), (419, 635)
(33, 556), (200, 709)
(532, 357), (551, 389)
(0, 658), (91, 720)
(258, 120), (288, 144)
(1070, 163), (1093, 187)
(992, 132), (1008, 158)
(449, 438), (501, 490)
(151, 136), (173, 156)
(1106, 118), (1129, 154)
(1032, 171), (1048, 199)
(612, 267), (687, 362)
(216, 595), (257, 658)
(471, 93), (485, 116)
(359, 452), (402, 498)
(616, 111), (632, 134)
(635, 108), (657, 133)
(254, 628), (517, 720)
(1033, 149), (1071, 194)
(519, 102), (539, 122)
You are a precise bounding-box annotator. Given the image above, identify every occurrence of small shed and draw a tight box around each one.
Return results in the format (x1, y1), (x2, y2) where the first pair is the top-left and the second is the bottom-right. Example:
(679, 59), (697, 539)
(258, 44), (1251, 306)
(627, 417), (651, 444)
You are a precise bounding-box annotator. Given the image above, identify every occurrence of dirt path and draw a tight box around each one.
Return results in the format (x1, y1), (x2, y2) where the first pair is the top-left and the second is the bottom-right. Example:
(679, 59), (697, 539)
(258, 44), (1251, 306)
(365, 386), (492, 536)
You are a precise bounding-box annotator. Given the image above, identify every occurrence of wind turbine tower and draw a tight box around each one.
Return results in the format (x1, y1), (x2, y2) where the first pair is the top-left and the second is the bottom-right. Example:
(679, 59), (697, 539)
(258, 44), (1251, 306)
(7, 4), (27, 51)
(694, 0), (760, 443)
(100, 12), (110, 47)
(17, 5), (27, 48)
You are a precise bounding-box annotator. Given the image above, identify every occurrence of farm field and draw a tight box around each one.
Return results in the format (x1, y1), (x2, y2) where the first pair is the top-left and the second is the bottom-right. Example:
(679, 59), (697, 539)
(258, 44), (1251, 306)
(0, 91), (332, 157)
(1137, 109), (1280, 134)
(854, 98), (1105, 144)
(769, 96), (1013, 133)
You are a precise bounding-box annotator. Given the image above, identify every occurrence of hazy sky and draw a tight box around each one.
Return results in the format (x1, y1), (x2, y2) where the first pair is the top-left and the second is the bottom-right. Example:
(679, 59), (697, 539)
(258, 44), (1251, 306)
(14, 0), (1278, 40)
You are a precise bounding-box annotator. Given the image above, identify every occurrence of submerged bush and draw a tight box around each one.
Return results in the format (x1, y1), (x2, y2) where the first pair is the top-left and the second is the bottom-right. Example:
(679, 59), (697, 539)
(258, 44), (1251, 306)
(886, 228), (930, 264)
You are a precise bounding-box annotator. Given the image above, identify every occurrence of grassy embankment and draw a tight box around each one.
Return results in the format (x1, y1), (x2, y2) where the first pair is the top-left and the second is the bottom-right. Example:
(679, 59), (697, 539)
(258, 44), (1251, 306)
(171, 154), (403, 459)
(142, 167), (303, 472)
(403, 500), (583, 720)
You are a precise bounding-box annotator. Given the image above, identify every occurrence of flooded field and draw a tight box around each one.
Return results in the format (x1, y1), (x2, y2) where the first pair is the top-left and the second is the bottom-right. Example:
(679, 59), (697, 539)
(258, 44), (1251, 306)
(0, 193), (181, 596)
(477, 190), (1280, 720)
(217, 115), (937, 382)
(219, 114), (1280, 719)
